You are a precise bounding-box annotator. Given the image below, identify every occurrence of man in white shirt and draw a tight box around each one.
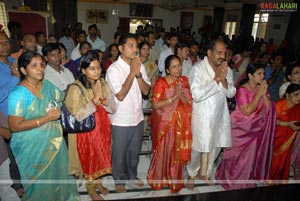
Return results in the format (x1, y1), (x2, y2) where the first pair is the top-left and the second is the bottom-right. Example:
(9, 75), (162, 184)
(71, 30), (87, 61)
(158, 33), (178, 77)
(186, 39), (236, 188)
(35, 31), (46, 55)
(187, 41), (201, 67)
(42, 43), (75, 91)
(106, 33), (150, 193)
(87, 24), (106, 52)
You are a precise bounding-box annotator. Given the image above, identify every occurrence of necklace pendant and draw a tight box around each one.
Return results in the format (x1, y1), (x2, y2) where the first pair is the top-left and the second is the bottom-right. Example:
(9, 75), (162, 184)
(39, 94), (44, 99)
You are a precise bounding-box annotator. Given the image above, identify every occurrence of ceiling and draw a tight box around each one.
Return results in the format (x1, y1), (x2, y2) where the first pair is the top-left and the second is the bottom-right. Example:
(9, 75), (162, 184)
(109, 0), (262, 9)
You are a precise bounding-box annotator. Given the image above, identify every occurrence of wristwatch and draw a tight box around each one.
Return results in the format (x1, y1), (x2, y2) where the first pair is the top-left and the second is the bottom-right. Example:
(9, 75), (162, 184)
(135, 73), (142, 79)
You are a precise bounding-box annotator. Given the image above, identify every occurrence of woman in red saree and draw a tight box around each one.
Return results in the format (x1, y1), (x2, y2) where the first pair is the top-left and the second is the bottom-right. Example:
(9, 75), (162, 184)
(269, 84), (300, 180)
(147, 55), (192, 193)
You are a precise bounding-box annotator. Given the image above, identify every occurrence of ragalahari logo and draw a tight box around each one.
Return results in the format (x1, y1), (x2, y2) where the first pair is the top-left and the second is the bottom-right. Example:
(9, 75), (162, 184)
(260, 2), (297, 12)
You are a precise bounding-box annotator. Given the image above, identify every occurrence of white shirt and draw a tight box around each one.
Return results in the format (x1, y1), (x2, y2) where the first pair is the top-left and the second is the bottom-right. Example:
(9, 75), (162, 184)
(154, 38), (164, 53)
(158, 47), (173, 76)
(37, 44), (43, 55)
(187, 55), (201, 67)
(44, 64), (75, 91)
(188, 57), (236, 152)
(106, 56), (150, 126)
(71, 44), (80, 60)
(279, 82), (291, 98)
(87, 36), (106, 52)
(181, 59), (193, 77)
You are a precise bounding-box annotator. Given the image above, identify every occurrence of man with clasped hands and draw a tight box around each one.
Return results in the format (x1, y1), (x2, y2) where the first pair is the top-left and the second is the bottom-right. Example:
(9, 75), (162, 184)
(106, 33), (151, 193)
(186, 39), (236, 188)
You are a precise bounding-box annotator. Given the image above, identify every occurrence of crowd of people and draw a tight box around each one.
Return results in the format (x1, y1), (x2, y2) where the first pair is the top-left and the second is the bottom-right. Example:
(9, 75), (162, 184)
(1, 20), (300, 201)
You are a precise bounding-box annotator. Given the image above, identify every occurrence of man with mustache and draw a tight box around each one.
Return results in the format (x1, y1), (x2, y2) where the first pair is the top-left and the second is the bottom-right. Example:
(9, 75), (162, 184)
(186, 39), (236, 188)
(0, 31), (22, 200)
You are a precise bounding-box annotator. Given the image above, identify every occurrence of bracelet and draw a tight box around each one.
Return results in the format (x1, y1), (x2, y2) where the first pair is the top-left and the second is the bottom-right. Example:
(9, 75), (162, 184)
(36, 120), (40, 127)
(100, 98), (107, 105)
(222, 78), (227, 83)
(100, 97), (106, 102)
(254, 97), (260, 102)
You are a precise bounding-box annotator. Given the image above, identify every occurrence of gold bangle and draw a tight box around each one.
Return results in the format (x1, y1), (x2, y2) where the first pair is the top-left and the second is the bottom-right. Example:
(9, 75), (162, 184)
(100, 97), (106, 102)
(36, 120), (40, 127)
(254, 96), (260, 102)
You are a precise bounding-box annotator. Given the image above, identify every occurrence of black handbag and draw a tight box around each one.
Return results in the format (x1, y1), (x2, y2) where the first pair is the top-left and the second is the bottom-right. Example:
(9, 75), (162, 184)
(60, 83), (96, 133)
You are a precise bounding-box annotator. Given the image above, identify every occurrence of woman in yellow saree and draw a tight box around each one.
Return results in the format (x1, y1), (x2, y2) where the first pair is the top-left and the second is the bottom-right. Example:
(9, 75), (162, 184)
(8, 52), (79, 200)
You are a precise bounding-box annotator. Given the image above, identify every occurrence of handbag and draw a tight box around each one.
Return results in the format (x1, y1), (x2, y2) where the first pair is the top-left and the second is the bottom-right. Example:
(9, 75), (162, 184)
(60, 83), (96, 133)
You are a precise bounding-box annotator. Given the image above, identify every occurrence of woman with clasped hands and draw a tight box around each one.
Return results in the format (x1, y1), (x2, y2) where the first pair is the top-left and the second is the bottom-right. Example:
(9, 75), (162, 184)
(147, 55), (193, 193)
(66, 50), (116, 200)
(216, 63), (276, 190)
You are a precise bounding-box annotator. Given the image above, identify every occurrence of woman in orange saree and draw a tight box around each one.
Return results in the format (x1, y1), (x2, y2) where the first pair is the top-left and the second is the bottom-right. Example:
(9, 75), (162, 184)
(269, 84), (300, 180)
(147, 55), (192, 193)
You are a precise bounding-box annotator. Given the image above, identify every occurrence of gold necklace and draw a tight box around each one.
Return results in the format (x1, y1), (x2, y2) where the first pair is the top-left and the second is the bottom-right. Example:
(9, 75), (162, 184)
(25, 80), (44, 99)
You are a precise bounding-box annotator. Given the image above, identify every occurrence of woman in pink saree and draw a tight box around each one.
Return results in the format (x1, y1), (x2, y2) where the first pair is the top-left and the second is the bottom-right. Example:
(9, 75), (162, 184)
(147, 55), (192, 193)
(216, 63), (276, 189)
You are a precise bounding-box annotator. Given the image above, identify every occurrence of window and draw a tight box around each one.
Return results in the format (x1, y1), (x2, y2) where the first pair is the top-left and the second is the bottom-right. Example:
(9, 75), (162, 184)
(225, 22), (236, 39)
(0, 2), (8, 36)
(224, 14), (237, 39)
(251, 13), (269, 39)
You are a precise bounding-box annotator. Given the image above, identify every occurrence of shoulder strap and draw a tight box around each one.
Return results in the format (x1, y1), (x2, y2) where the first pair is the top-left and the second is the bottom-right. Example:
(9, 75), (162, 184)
(65, 83), (89, 103)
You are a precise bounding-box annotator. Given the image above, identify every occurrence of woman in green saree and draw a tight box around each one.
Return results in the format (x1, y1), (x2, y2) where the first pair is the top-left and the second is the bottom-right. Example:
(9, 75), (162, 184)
(8, 51), (80, 200)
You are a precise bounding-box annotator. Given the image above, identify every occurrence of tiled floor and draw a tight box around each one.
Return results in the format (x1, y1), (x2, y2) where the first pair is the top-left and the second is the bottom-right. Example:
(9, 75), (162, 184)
(77, 142), (300, 201)
(78, 154), (227, 201)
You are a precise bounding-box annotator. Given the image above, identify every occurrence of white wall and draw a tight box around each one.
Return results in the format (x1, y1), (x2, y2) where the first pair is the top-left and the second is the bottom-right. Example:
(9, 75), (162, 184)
(77, 2), (213, 44)
(264, 12), (290, 46)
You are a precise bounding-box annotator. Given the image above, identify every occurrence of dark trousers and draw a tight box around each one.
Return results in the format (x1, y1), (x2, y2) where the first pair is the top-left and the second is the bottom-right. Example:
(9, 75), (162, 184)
(112, 121), (144, 185)
(5, 142), (23, 191)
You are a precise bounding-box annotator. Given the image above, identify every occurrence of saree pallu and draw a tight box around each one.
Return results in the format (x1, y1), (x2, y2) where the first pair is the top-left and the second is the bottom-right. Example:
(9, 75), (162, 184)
(76, 105), (112, 181)
(269, 99), (300, 180)
(291, 132), (300, 179)
(216, 87), (276, 190)
(147, 76), (192, 193)
(8, 80), (80, 201)
(143, 58), (159, 107)
(232, 54), (250, 84)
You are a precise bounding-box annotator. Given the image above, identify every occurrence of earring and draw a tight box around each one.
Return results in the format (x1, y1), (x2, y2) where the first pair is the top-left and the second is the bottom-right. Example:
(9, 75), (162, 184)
(166, 70), (169, 74)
